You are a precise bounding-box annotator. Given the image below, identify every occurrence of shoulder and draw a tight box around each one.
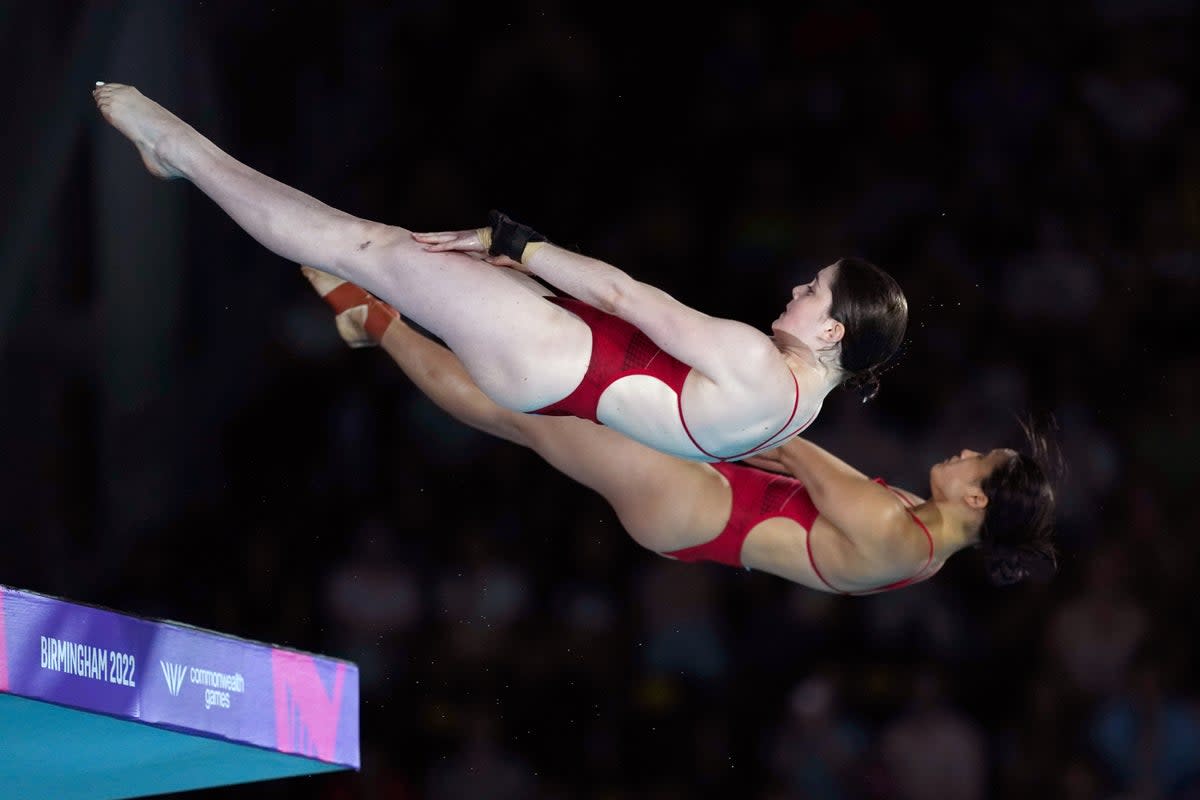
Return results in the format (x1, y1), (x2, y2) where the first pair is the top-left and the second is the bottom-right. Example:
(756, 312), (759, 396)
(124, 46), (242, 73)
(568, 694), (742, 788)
(850, 488), (931, 564)
(694, 331), (795, 391)
(875, 481), (926, 509)
(722, 322), (786, 367)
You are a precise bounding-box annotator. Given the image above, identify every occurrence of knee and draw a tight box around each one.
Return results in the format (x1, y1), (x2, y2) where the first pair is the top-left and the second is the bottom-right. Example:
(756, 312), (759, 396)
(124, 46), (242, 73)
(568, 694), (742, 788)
(334, 224), (414, 274)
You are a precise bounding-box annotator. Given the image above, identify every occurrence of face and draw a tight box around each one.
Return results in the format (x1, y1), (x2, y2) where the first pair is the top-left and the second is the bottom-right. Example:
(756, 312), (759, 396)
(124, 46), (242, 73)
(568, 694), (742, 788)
(772, 263), (840, 344)
(929, 448), (1017, 504)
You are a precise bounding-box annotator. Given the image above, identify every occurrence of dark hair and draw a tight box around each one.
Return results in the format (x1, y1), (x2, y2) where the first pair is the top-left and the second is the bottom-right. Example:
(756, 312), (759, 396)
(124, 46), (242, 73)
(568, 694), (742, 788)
(827, 257), (908, 402)
(978, 419), (1062, 586)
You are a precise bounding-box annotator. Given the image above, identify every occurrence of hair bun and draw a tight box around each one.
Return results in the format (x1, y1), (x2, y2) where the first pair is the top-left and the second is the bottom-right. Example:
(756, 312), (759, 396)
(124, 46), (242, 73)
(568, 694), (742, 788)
(845, 370), (881, 403)
(985, 544), (1057, 587)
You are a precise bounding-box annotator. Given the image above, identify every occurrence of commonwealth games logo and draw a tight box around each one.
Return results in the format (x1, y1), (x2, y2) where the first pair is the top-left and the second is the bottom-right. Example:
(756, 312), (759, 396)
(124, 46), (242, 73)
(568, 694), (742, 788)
(161, 660), (187, 696)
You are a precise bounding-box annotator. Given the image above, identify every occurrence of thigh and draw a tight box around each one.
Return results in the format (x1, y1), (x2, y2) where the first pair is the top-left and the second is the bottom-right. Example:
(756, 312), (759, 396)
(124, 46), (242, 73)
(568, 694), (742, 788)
(373, 240), (591, 412)
(519, 416), (729, 552)
(494, 266), (555, 297)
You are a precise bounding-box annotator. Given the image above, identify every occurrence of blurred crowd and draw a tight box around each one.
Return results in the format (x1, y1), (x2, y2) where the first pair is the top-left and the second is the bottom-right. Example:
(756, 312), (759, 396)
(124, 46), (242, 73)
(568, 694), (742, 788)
(2, 2), (1199, 798)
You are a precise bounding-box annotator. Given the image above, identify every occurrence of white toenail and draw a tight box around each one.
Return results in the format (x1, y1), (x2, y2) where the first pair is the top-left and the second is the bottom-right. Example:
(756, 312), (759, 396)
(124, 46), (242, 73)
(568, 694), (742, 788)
(95, 81), (105, 86)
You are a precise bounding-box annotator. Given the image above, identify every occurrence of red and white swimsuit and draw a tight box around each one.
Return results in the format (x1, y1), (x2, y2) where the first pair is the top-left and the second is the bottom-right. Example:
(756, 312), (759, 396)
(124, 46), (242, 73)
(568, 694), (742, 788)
(663, 464), (941, 595)
(534, 297), (817, 461)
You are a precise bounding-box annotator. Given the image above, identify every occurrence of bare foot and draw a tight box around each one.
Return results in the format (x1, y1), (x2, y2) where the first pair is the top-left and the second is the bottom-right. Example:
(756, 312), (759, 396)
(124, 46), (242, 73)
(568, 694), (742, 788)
(92, 83), (191, 179)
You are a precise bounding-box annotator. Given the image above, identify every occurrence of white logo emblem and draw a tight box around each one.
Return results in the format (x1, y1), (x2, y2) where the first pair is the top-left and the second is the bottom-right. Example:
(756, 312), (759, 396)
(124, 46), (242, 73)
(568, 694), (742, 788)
(161, 661), (187, 696)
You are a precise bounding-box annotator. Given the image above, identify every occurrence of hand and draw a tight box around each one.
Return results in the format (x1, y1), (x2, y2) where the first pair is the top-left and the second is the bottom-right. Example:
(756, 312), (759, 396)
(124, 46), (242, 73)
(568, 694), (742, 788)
(741, 449), (789, 474)
(412, 227), (488, 253)
(411, 228), (527, 271)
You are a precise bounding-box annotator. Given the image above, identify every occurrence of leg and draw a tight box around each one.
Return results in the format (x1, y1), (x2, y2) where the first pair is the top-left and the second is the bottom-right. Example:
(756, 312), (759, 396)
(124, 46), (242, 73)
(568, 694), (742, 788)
(303, 267), (725, 554)
(94, 84), (588, 411)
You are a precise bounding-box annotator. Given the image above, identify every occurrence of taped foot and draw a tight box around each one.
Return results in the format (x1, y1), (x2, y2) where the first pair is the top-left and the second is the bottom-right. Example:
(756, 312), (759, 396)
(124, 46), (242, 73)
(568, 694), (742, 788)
(300, 266), (399, 347)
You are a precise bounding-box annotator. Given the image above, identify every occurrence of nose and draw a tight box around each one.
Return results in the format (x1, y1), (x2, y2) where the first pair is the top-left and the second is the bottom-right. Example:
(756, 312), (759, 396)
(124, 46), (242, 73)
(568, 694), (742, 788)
(961, 448), (980, 459)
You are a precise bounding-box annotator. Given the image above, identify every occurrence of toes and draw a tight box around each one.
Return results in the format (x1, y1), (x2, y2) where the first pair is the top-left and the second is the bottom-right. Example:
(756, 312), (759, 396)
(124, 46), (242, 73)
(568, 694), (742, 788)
(91, 82), (131, 100)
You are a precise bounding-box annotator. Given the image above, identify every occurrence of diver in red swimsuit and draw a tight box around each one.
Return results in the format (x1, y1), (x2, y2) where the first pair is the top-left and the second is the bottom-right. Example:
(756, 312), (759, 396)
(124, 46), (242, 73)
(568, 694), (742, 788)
(305, 268), (1059, 592)
(662, 464), (939, 596)
(93, 83), (906, 463)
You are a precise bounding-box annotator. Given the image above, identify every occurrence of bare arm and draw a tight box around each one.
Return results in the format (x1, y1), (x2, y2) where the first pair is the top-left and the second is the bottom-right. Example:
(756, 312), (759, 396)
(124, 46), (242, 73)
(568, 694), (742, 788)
(414, 227), (783, 387)
(771, 438), (919, 562)
(522, 242), (782, 385)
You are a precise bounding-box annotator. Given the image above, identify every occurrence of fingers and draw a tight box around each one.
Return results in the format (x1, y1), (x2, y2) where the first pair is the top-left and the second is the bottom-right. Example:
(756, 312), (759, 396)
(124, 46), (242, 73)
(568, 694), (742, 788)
(411, 229), (487, 254)
(416, 239), (471, 252)
(410, 231), (459, 242)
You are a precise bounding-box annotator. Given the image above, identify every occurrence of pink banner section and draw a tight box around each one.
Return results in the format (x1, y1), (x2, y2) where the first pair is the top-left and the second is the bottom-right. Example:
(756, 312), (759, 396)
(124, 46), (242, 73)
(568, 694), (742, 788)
(0, 587), (8, 692)
(271, 649), (348, 763)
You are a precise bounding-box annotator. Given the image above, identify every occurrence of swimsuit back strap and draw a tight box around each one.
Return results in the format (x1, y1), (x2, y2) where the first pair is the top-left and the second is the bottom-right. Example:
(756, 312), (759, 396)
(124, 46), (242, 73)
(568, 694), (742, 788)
(807, 479), (936, 596)
(679, 370), (801, 462)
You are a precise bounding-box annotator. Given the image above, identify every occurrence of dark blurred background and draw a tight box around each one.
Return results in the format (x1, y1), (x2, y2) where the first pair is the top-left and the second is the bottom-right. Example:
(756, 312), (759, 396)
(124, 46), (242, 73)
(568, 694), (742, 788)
(2, 1), (1198, 798)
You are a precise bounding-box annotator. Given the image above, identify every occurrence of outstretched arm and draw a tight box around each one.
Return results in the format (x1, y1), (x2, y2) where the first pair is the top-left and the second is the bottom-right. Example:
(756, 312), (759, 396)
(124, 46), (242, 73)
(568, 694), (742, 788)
(524, 242), (782, 385)
(414, 220), (784, 388)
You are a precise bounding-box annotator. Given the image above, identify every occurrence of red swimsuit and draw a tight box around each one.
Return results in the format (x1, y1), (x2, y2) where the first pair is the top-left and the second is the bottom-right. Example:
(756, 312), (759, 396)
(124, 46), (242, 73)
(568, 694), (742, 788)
(663, 464), (940, 595)
(534, 297), (817, 461)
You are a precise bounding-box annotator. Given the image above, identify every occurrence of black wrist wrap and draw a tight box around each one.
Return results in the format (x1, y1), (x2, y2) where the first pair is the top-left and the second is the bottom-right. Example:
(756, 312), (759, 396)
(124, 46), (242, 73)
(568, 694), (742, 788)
(488, 209), (547, 262)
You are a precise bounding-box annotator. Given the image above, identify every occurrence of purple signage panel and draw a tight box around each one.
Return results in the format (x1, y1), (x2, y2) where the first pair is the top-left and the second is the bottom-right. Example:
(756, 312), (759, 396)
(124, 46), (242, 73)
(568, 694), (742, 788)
(0, 585), (359, 769)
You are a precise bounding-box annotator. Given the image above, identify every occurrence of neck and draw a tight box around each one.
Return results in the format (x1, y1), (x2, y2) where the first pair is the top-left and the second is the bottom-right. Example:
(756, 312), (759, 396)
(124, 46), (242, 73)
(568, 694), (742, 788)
(773, 336), (844, 383)
(917, 501), (981, 559)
